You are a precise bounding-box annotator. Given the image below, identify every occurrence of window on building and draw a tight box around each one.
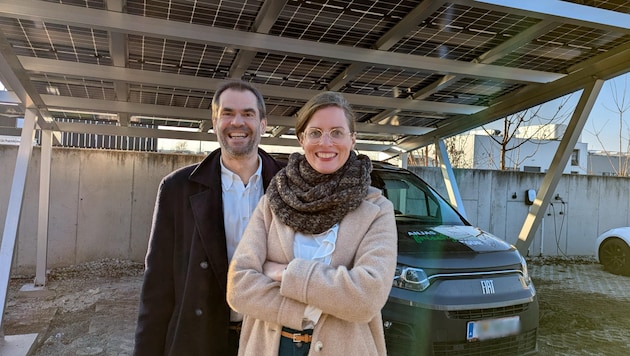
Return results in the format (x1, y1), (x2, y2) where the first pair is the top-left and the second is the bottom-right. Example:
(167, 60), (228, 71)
(523, 166), (541, 172)
(571, 149), (579, 166)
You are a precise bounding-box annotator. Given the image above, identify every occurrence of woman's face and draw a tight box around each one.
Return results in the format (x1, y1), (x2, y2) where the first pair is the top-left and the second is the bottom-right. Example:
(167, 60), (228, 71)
(300, 106), (356, 174)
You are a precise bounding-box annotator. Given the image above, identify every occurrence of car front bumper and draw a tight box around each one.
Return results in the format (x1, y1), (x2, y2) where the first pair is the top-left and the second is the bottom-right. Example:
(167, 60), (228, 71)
(383, 275), (539, 356)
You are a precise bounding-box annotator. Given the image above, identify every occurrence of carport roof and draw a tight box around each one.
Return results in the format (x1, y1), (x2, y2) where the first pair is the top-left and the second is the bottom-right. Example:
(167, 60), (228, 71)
(0, 0), (629, 154)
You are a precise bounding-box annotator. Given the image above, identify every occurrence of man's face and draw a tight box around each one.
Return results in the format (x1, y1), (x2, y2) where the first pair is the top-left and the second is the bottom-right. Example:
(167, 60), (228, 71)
(213, 88), (266, 158)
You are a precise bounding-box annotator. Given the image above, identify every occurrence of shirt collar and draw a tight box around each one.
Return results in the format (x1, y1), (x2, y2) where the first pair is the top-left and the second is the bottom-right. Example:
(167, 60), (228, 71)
(220, 154), (263, 190)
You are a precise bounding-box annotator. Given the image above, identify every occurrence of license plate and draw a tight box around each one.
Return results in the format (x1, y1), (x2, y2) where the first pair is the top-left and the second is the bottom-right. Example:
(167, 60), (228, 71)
(466, 316), (520, 341)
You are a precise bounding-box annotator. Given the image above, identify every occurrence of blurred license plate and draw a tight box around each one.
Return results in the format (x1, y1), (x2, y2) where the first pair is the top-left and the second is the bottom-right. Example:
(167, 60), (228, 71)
(466, 316), (520, 341)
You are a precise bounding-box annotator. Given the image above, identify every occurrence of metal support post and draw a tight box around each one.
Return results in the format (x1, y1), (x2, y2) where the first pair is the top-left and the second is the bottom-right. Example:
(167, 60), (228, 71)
(0, 110), (36, 336)
(515, 79), (604, 255)
(34, 129), (52, 286)
(435, 139), (467, 219)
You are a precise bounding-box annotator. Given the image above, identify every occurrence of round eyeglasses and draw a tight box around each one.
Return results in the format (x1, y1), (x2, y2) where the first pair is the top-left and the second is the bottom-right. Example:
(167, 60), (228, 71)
(302, 128), (353, 145)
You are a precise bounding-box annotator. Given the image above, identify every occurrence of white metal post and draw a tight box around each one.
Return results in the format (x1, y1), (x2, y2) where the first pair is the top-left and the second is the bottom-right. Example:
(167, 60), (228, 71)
(516, 79), (604, 255)
(34, 129), (52, 286)
(0, 109), (36, 335)
(435, 139), (467, 219)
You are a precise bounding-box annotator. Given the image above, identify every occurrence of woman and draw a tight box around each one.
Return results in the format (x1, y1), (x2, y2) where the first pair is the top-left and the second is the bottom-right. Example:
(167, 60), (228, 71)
(227, 91), (397, 356)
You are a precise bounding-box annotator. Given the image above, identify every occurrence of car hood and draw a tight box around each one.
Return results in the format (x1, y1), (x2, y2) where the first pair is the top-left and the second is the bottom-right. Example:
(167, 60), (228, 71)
(395, 224), (521, 269)
(398, 224), (513, 252)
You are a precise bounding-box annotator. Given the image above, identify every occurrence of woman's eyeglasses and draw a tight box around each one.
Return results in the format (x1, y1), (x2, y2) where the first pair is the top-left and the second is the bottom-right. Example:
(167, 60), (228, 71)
(302, 128), (352, 145)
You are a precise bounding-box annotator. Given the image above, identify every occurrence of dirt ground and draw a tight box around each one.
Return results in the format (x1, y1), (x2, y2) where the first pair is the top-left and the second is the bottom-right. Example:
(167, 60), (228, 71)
(3, 256), (630, 355)
(4, 259), (144, 355)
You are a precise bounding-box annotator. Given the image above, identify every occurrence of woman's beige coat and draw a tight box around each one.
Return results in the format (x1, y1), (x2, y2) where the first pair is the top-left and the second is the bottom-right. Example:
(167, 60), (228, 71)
(227, 186), (397, 356)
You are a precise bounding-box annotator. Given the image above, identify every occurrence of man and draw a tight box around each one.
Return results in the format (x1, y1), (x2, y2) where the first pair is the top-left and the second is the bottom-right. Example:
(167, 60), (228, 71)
(133, 80), (284, 355)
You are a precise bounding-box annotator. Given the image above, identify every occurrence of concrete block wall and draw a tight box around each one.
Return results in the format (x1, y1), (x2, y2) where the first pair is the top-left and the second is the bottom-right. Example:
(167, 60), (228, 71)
(2, 145), (630, 274)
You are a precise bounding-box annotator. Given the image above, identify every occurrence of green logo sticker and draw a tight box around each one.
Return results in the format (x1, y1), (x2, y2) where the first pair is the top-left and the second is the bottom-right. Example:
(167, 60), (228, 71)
(408, 230), (456, 243)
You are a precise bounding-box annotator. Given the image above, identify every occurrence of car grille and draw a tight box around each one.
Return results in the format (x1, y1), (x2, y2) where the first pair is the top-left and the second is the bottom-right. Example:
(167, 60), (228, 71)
(432, 328), (537, 356)
(384, 322), (416, 350)
(446, 303), (530, 320)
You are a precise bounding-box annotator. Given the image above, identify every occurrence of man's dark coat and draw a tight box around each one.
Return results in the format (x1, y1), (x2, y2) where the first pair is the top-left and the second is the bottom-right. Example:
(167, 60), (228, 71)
(134, 148), (283, 355)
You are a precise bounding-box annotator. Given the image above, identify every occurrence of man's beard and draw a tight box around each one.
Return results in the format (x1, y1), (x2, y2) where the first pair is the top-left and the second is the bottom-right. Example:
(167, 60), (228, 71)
(218, 131), (259, 157)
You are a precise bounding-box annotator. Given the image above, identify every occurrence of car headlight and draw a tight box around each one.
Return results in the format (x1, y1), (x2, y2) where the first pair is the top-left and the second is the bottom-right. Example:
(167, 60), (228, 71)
(393, 265), (430, 292)
(520, 255), (532, 286)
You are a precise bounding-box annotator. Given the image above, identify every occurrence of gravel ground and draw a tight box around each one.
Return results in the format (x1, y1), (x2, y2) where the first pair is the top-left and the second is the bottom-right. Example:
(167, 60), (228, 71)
(3, 256), (630, 355)
(529, 256), (630, 355)
(4, 259), (144, 356)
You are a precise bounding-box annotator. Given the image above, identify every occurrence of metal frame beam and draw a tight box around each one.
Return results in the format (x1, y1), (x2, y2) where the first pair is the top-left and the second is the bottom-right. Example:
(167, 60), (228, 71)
(1, 0), (564, 84)
(327, 0), (447, 91)
(20, 57), (486, 116)
(39, 95), (436, 138)
(515, 79), (604, 255)
(0, 30), (56, 131)
(106, 0), (130, 127)
(436, 139), (467, 219)
(0, 109), (37, 335)
(399, 41), (630, 150)
(228, 0), (287, 79)
(52, 120), (392, 152)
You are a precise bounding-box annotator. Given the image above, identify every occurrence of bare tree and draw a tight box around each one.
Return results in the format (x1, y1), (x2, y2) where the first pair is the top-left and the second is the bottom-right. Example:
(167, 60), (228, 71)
(406, 97), (573, 170)
(444, 134), (470, 168)
(480, 96), (573, 170)
(611, 75), (630, 174)
(174, 140), (189, 153)
(406, 136), (468, 168)
(407, 146), (434, 166)
(585, 74), (630, 176)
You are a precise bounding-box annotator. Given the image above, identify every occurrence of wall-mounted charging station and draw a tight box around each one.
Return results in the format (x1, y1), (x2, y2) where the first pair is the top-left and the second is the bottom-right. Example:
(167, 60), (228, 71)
(525, 189), (536, 205)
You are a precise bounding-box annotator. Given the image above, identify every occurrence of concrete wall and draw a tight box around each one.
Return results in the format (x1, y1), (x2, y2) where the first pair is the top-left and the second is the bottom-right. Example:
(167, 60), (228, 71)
(2, 145), (630, 274)
(410, 166), (630, 257)
(1, 146), (202, 274)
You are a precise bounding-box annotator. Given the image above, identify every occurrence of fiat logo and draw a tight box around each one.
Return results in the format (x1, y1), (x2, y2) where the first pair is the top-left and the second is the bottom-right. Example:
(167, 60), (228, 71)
(481, 280), (495, 294)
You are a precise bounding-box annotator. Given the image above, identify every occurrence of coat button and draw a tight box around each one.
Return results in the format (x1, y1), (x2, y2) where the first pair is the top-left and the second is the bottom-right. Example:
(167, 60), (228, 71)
(200, 261), (209, 269)
(195, 308), (203, 316)
(314, 341), (323, 352)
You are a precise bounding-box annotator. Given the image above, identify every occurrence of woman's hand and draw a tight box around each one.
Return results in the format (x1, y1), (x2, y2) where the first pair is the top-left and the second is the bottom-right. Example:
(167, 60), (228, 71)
(263, 261), (287, 282)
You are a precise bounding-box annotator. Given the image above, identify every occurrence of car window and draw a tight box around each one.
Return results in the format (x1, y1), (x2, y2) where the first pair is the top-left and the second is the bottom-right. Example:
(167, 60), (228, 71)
(373, 169), (466, 226)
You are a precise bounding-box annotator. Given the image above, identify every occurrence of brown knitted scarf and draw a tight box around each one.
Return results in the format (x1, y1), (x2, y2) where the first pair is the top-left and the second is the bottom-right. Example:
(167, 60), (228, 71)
(267, 151), (372, 234)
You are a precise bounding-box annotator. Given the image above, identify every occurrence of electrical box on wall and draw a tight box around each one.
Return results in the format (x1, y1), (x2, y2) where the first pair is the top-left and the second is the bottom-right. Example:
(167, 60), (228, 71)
(525, 189), (536, 205)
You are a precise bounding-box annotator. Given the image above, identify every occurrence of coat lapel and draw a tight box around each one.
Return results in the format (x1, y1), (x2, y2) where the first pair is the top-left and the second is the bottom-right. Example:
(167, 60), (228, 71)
(189, 150), (229, 293)
(190, 188), (228, 293)
(187, 148), (283, 293)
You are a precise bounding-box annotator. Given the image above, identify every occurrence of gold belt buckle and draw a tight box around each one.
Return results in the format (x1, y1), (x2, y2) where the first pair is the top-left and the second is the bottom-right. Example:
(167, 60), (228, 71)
(292, 333), (301, 343)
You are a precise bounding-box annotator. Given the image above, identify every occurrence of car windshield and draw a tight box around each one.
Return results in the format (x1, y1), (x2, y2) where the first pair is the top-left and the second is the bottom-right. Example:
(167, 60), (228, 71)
(372, 169), (466, 226)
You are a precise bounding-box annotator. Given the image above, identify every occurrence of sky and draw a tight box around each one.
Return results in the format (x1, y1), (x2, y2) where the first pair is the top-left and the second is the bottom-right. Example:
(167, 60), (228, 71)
(482, 73), (630, 153)
(580, 73), (630, 152)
